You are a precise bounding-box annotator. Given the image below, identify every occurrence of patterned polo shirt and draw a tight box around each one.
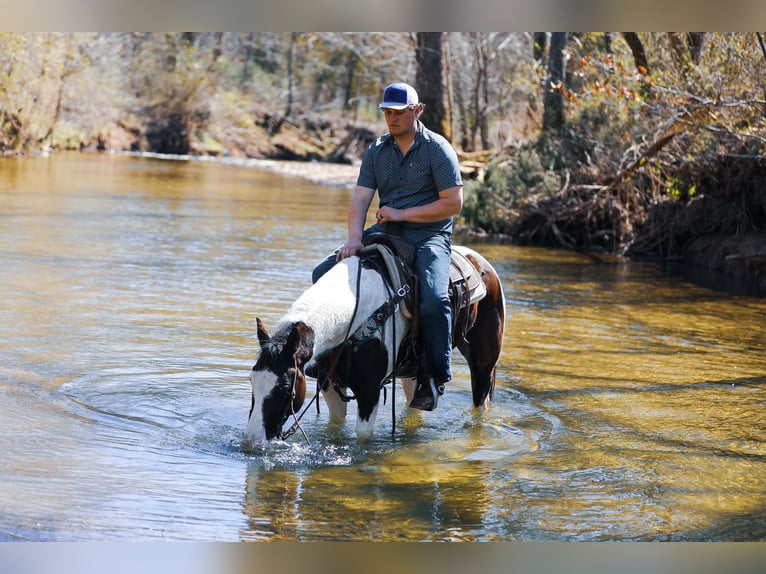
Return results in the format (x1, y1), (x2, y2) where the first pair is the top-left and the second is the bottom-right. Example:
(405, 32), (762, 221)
(357, 121), (462, 237)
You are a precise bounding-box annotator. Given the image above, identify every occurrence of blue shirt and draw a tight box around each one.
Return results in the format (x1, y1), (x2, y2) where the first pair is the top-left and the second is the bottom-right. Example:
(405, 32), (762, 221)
(357, 121), (462, 237)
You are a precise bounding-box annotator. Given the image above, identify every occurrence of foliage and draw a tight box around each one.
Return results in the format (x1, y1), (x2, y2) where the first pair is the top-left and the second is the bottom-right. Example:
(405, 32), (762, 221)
(462, 32), (766, 271)
(0, 32), (536, 156)
(462, 146), (561, 234)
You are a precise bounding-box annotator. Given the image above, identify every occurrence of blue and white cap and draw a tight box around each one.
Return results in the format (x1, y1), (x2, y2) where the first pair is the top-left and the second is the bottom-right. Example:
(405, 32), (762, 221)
(379, 82), (419, 110)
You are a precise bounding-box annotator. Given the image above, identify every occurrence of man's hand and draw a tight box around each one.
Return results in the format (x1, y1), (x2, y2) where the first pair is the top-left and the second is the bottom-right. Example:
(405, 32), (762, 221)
(336, 238), (364, 261)
(375, 206), (403, 225)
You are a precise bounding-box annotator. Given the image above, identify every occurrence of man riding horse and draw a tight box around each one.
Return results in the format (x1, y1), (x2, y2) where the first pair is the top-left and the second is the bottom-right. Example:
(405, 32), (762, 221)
(310, 81), (463, 412)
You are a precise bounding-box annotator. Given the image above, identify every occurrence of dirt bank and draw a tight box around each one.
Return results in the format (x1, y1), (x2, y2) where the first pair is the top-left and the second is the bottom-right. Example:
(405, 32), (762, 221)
(679, 232), (766, 288)
(236, 157), (359, 188)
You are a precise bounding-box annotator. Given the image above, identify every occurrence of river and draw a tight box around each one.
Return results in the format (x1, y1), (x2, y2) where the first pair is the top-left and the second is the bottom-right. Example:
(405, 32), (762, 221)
(0, 152), (764, 541)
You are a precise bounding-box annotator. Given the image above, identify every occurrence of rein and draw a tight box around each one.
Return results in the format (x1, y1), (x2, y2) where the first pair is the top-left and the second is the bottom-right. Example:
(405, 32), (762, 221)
(278, 360), (316, 445)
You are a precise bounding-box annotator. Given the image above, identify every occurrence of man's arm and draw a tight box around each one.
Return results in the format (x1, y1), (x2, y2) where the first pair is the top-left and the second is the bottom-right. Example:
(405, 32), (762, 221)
(337, 185), (375, 261)
(375, 185), (463, 225)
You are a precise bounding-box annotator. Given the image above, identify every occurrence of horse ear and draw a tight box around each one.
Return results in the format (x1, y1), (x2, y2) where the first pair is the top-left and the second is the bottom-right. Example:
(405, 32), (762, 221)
(285, 321), (315, 367)
(256, 317), (270, 346)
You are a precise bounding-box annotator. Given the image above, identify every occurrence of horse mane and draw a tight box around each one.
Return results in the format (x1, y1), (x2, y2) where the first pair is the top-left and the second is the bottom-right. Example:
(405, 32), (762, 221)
(276, 257), (384, 357)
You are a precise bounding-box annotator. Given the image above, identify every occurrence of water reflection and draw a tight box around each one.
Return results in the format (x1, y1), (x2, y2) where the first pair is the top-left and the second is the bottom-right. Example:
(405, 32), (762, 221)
(0, 153), (764, 541)
(242, 444), (496, 541)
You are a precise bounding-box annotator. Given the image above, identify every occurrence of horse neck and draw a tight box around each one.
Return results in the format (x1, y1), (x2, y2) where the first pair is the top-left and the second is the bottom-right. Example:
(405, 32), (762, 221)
(279, 258), (388, 356)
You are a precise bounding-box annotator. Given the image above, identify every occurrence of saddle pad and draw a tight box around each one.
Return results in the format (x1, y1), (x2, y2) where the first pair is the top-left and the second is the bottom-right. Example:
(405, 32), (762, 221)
(450, 247), (487, 303)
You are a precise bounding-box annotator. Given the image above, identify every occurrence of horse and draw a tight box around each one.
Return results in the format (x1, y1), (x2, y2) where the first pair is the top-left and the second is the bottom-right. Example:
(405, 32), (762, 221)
(243, 241), (506, 448)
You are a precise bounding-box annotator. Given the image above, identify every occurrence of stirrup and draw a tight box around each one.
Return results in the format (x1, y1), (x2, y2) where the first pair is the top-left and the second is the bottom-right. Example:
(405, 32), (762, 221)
(409, 377), (440, 411)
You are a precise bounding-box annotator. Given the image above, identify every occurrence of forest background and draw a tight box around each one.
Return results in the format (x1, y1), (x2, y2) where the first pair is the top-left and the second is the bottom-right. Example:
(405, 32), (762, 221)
(1, 32), (764, 287)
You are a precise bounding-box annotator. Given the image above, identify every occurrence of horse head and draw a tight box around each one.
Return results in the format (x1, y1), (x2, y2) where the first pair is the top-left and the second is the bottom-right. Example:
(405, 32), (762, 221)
(243, 318), (314, 447)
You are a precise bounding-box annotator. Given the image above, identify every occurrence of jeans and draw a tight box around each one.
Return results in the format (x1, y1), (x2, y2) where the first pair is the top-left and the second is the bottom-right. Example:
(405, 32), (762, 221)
(312, 223), (453, 383)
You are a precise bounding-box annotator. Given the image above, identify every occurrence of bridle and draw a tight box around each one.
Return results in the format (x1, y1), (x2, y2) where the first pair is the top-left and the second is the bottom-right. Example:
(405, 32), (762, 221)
(277, 359), (316, 444)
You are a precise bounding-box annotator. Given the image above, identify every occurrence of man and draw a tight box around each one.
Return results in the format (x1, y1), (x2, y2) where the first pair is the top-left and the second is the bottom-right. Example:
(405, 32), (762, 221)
(311, 81), (463, 411)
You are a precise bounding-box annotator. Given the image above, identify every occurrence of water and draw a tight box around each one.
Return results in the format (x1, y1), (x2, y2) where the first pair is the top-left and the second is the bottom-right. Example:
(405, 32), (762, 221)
(0, 153), (764, 541)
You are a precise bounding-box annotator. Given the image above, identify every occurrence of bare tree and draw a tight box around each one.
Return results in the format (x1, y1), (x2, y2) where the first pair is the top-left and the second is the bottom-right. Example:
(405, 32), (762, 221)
(542, 32), (568, 131)
(668, 32), (706, 78)
(533, 32), (548, 64)
(622, 32), (649, 73)
(471, 32), (491, 150)
(415, 32), (451, 140)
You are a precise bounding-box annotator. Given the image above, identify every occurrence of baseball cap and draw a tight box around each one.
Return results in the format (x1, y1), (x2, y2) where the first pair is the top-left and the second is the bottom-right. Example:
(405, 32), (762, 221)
(379, 82), (419, 110)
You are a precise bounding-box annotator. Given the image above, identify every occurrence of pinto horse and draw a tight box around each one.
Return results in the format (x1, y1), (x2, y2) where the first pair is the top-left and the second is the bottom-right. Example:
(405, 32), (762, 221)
(243, 243), (505, 447)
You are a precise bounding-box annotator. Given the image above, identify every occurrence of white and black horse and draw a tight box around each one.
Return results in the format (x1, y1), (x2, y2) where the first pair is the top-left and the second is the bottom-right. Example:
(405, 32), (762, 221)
(243, 244), (505, 447)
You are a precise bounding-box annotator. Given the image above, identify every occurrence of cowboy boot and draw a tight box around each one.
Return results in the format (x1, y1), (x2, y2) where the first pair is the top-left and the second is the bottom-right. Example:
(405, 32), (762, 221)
(409, 377), (446, 411)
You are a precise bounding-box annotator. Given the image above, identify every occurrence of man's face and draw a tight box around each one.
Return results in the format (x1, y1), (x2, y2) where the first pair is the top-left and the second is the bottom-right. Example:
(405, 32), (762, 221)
(383, 106), (418, 138)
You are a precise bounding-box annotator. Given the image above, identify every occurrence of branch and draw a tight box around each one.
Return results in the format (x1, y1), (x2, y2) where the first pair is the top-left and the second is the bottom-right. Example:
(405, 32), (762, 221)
(756, 32), (766, 62)
(602, 130), (681, 192)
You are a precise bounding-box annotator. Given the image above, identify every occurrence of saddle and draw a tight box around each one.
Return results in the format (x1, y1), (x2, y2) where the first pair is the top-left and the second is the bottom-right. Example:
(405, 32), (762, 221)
(360, 233), (487, 346)
(360, 233), (417, 318)
(316, 234), (488, 396)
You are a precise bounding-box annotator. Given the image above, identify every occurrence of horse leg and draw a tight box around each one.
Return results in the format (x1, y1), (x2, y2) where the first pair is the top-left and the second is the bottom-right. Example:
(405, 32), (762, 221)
(314, 354), (348, 420)
(321, 385), (348, 420)
(399, 377), (418, 406)
(336, 339), (388, 438)
(459, 290), (505, 409)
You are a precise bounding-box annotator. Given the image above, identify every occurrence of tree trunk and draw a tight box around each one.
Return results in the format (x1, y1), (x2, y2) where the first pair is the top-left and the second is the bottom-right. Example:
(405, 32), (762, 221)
(603, 32), (613, 54)
(211, 32), (223, 65)
(454, 72), (471, 151)
(668, 32), (705, 75)
(285, 32), (297, 120)
(687, 33), (705, 63)
(622, 32), (648, 73)
(469, 33), (485, 150)
(343, 52), (357, 113)
(415, 32), (451, 141)
(270, 33), (297, 135)
(542, 32), (568, 132)
(239, 32), (255, 83)
(533, 32), (548, 64)
(480, 42), (490, 150)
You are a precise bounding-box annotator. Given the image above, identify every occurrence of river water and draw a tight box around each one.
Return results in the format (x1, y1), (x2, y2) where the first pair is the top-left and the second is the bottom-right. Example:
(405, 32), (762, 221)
(0, 152), (764, 541)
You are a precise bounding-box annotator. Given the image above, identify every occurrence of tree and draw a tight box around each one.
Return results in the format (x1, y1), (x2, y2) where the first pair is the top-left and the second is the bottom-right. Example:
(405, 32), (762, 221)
(668, 32), (706, 79)
(542, 32), (568, 131)
(533, 32), (548, 64)
(470, 32), (491, 150)
(415, 32), (451, 140)
(622, 32), (649, 73)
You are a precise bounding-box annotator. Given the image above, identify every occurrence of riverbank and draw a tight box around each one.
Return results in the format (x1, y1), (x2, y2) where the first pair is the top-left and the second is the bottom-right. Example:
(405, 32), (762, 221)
(230, 157), (359, 189)
(234, 153), (765, 294)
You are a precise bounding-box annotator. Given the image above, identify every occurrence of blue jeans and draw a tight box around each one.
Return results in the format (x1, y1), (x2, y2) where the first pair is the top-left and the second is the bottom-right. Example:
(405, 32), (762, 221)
(312, 223), (453, 383)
